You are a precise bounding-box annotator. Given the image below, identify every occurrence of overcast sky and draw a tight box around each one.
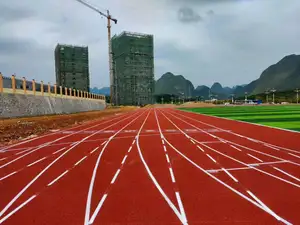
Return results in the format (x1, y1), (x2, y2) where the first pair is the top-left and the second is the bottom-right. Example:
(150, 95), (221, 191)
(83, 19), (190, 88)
(1, 0), (300, 88)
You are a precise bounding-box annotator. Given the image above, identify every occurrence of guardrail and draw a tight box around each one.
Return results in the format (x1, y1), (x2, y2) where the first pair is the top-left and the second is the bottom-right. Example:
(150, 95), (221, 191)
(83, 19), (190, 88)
(0, 73), (105, 101)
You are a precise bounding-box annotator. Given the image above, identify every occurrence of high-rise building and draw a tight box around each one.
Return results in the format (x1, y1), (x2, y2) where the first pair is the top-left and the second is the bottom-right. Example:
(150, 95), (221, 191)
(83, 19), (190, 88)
(54, 44), (90, 92)
(111, 31), (155, 106)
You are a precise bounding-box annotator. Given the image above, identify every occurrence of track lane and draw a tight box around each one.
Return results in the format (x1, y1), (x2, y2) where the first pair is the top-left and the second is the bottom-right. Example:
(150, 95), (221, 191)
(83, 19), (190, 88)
(0, 111), (140, 175)
(155, 109), (280, 224)
(164, 110), (300, 182)
(0, 109), (146, 225)
(0, 110), (145, 222)
(86, 110), (150, 224)
(171, 109), (300, 155)
(92, 109), (184, 224)
(1, 107), (299, 224)
(160, 108), (299, 224)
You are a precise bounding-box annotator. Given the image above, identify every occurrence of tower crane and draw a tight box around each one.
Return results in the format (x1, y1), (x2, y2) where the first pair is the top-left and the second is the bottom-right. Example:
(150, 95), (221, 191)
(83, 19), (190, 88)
(74, 0), (118, 105)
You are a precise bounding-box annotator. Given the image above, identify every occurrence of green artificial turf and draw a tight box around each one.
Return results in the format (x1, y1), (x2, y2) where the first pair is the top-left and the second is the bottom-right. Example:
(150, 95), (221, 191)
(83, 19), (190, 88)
(181, 105), (300, 132)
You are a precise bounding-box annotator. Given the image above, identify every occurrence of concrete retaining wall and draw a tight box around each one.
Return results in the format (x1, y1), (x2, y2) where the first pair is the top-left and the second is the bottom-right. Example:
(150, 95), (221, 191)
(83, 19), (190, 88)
(0, 93), (106, 118)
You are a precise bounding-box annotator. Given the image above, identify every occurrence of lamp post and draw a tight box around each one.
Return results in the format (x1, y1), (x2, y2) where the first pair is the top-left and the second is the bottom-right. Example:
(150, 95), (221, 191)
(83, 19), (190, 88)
(270, 88), (276, 104)
(265, 90), (270, 104)
(295, 88), (299, 104)
(230, 94), (235, 104)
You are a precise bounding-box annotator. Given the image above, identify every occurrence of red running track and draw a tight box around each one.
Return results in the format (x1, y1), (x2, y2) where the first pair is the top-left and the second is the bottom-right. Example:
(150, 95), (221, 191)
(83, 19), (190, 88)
(0, 108), (299, 225)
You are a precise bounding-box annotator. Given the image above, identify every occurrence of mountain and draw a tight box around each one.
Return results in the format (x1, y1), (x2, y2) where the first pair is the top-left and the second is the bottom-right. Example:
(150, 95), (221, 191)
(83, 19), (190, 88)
(234, 54), (300, 96)
(90, 87), (110, 95)
(193, 85), (210, 99)
(252, 54), (300, 93)
(211, 82), (224, 94)
(155, 72), (194, 97)
(208, 82), (233, 99)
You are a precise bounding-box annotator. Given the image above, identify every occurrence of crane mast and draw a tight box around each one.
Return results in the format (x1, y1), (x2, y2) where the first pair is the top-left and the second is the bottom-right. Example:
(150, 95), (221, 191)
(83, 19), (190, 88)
(74, 0), (117, 105)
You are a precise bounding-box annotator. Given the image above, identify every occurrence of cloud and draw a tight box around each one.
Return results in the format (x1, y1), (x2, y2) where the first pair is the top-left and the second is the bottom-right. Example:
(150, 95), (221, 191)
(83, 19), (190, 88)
(177, 7), (202, 23)
(0, 0), (300, 89)
(0, 3), (36, 22)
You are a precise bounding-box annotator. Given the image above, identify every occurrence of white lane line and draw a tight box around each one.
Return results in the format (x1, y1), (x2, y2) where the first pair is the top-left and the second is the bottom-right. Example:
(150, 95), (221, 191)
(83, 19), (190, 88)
(163, 136), (292, 225)
(206, 154), (217, 163)
(172, 110), (299, 153)
(161, 109), (300, 189)
(166, 154), (170, 163)
(169, 168), (176, 183)
(175, 192), (187, 224)
(0, 195), (37, 224)
(219, 139), (226, 143)
(248, 160), (288, 167)
(128, 146), (133, 153)
(0, 148), (44, 169)
(0, 132), (89, 218)
(264, 144), (279, 151)
(201, 143), (300, 188)
(1, 112), (141, 220)
(75, 156), (88, 166)
(246, 190), (284, 223)
(273, 167), (300, 182)
(85, 111), (148, 225)
(121, 155), (128, 164)
(15, 148), (34, 155)
(221, 168), (239, 182)
(230, 145), (242, 152)
(156, 110), (188, 224)
(0, 110), (130, 153)
(162, 139), (165, 145)
(0, 157), (7, 161)
(200, 141), (223, 144)
(111, 169), (121, 184)
(88, 194), (108, 224)
(47, 170), (69, 186)
(0, 110), (138, 170)
(197, 145), (205, 152)
(163, 145), (167, 152)
(71, 141), (79, 146)
(228, 141), (300, 167)
(0, 171), (17, 181)
(190, 139), (195, 144)
(137, 111), (184, 224)
(288, 152), (300, 159)
(101, 140), (107, 146)
(247, 153), (264, 162)
(27, 157), (47, 167)
(247, 137), (259, 143)
(52, 147), (66, 155)
(132, 139), (136, 145)
(90, 147), (99, 154)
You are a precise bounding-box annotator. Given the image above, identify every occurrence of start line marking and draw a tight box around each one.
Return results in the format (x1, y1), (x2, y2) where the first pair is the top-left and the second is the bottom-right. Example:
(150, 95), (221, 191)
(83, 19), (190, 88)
(60, 129), (229, 135)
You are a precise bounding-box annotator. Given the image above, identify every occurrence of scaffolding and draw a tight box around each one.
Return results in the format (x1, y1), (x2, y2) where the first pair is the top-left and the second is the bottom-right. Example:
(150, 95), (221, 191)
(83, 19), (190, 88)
(111, 31), (155, 106)
(54, 44), (90, 92)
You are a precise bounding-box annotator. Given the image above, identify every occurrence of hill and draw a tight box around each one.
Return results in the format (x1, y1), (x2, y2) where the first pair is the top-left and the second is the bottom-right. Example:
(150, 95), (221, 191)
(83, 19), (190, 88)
(90, 87), (110, 95)
(235, 54), (300, 96)
(193, 85), (210, 99)
(155, 72), (194, 97)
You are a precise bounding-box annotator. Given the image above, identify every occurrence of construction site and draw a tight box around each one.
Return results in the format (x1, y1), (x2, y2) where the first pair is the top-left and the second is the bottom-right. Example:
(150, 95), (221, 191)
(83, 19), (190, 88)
(111, 31), (155, 106)
(54, 44), (90, 92)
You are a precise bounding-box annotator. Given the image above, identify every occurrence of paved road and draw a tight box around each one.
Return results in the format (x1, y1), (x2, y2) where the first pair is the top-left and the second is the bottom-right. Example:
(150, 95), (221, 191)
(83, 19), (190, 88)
(0, 108), (299, 224)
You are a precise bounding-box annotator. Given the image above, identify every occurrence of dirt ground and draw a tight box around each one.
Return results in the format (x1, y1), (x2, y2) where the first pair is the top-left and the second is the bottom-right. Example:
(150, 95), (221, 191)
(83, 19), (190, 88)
(0, 107), (137, 147)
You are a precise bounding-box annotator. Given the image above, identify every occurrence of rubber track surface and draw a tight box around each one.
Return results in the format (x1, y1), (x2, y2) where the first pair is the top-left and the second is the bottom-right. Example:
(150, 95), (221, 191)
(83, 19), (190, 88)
(0, 108), (299, 225)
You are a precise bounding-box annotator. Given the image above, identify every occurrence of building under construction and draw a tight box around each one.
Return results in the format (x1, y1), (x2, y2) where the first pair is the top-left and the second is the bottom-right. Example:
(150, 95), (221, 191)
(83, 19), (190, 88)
(111, 31), (155, 106)
(54, 44), (90, 92)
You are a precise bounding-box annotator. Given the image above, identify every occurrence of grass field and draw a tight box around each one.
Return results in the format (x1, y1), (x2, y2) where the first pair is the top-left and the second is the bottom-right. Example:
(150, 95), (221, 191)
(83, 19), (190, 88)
(181, 105), (300, 132)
